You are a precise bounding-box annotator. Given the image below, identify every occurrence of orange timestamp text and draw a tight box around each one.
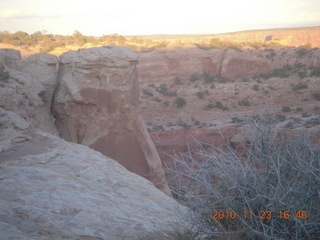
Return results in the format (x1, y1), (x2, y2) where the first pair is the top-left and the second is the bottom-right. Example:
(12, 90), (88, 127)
(212, 210), (308, 220)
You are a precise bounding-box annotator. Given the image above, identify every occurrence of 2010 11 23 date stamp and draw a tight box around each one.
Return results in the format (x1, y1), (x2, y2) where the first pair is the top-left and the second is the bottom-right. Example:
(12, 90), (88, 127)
(212, 210), (308, 220)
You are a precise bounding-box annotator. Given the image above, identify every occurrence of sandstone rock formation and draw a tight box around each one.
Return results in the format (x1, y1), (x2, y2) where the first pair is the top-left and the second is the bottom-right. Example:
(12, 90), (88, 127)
(0, 49), (59, 135)
(0, 107), (186, 240)
(52, 46), (170, 194)
(138, 47), (319, 83)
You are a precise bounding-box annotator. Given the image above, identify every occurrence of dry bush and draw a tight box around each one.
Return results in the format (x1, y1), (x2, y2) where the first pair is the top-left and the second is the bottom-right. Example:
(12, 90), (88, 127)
(166, 115), (320, 240)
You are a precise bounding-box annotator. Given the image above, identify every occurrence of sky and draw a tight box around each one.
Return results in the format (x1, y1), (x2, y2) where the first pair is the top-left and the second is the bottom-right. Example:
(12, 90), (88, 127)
(0, 0), (320, 36)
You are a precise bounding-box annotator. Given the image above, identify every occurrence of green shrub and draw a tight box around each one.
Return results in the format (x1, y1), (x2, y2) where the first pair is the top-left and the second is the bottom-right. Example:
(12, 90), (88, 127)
(156, 84), (177, 97)
(292, 82), (308, 91)
(311, 67), (320, 77)
(276, 114), (286, 122)
(238, 99), (250, 106)
(204, 102), (215, 110)
(214, 101), (224, 109)
(252, 84), (259, 91)
(163, 101), (170, 107)
(296, 107), (303, 112)
(311, 92), (320, 101)
(142, 89), (153, 97)
(167, 115), (320, 239)
(241, 77), (250, 82)
(282, 106), (291, 112)
(202, 72), (214, 84)
(174, 76), (182, 85)
(190, 73), (199, 82)
(175, 97), (186, 108)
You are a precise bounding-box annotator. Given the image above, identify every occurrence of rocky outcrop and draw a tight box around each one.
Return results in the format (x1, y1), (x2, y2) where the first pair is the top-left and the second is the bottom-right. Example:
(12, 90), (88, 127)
(137, 47), (319, 83)
(52, 46), (171, 194)
(220, 49), (271, 79)
(0, 107), (186, 240)
(0, 49), (59, 135)
(137, 47), (273, 82)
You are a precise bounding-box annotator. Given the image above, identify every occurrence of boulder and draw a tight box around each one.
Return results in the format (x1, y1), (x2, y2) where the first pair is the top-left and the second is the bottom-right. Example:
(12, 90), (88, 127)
(0, 108), (186, 240)
(0, 49), (59, 135)
(52, 46), (171, 194)
(220, 49), (271, 79)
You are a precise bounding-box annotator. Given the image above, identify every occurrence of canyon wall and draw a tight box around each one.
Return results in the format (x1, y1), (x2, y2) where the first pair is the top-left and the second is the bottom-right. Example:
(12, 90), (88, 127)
(137, 46), (318, 82)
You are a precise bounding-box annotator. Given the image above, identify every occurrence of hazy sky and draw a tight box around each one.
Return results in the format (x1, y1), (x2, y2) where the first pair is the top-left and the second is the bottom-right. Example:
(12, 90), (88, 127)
(0, 0), (319, 36)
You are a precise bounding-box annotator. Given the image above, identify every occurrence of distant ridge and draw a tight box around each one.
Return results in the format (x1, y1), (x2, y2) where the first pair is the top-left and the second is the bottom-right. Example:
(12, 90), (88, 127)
(130, 26), (320, 48)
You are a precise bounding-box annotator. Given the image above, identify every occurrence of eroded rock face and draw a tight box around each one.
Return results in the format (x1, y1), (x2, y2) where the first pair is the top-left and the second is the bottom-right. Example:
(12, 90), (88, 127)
(0, 49), (59, 135)
(0, 108), (186, 240)
(52, 46), (170, 194)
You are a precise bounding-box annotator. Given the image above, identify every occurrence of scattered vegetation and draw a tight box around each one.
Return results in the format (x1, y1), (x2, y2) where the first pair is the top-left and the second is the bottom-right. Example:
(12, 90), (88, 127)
(156, 84), (177, 97)
(281, 106), (292, 112)
(166, 115), (320, 240)
(311, 67), (320, 77)
(252, 84), (260, 91)
(196, 90), (209, 99)
(202, 72), (215, 84)
(255, 64), (293, 79)
(175, 97), (186, 108)
(292, 82), (308, 91)
(190, 73), (199, 82)
(311, 92), (320, 101)
(238, 99), (250, 106)
(174, 76), (182, 85)
(142, 89), (153, 97)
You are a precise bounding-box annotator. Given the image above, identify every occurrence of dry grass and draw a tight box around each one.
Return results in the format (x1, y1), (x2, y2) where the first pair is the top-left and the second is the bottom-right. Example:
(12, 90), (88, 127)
(161, 114), (320, 240)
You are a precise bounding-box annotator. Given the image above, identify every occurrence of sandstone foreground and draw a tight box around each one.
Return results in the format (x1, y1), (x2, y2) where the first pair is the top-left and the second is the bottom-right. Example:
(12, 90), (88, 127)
(0, 108), (186, 239)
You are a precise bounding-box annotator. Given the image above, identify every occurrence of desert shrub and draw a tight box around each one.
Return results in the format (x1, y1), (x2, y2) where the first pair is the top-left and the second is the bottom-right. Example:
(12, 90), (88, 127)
(196, 90), (209, 99)
(153, 97), (162, 102)
(281, 106), (291, 112)
(257, 64), (292, 79)
(241, 77), (250, 82)
(204, 102), (215, 110)
(175, 97), (186, 108)
(238, 99), (250, 106)
(296, 107), (303, 112)
(156, 84), (177, 97)
(214, 101), (228, 110)
(202, 72), (214, 84)
(174, 76), (182, 85)
(177, 120), (189, 129)
(190, 74), (199, 82)
(163, 101), (170, 107)
(218, 77), (232, 83)
(231, 117), (243, 123)
(142, 89), (153, 97)
(196, 91), (205, 99)
(275, 114), (286, 122)
(0, 65), (10, 83)
(295, 48), (309, 57)
(302, 112), (310, 118)
(311, 92), (320, 101)
(167, 115), (320, 240)
(252, 84), (260, 91)
(292, 82), (308, 91)
(298, 71), (307, 79)
(311, 67), (320, 77)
